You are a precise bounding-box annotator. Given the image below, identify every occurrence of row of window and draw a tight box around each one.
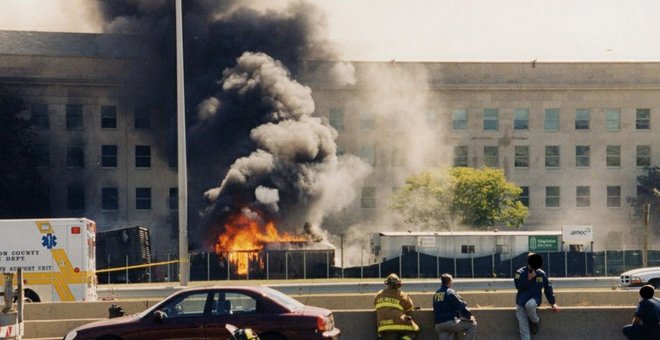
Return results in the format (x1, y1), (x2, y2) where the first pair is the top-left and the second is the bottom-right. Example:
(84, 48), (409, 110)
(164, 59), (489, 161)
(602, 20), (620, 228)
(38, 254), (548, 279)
(453, 145), (652, 168)
(328, 107), (652, 132)
(360, 185), (626, 209)
(30, 104), (152, 130)
(34, 144), (153, 168)
(66, 186), (178, 211)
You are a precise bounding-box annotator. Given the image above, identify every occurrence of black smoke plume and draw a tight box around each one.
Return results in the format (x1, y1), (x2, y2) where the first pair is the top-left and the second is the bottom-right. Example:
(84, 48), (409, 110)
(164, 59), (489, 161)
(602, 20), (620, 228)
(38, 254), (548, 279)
(96, 0), (367, 250)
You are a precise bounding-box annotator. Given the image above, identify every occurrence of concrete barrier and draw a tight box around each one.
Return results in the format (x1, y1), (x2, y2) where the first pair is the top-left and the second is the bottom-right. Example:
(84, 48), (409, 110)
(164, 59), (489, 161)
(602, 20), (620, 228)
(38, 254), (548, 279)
(20, 290), (642, 339)
(23, 307), (637, 339)
(333, 307), (635, 340)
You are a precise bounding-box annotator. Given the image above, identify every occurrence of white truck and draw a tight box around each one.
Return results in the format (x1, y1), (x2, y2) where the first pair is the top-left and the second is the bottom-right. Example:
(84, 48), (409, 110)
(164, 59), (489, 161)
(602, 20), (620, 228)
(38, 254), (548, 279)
(0, 218), (97, 302)
(619, 266), (660, 289)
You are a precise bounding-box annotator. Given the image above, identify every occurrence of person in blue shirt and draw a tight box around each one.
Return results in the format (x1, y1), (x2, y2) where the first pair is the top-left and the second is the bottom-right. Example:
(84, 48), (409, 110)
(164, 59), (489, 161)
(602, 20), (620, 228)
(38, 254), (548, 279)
(433, 273), (477, 340)
(622, 284), (660, 340)
(514, 252), (559, 340)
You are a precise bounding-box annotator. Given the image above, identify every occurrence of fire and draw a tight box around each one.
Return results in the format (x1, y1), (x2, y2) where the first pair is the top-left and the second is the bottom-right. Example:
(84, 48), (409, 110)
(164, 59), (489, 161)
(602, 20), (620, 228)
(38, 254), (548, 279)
(214, 213), (305, 275)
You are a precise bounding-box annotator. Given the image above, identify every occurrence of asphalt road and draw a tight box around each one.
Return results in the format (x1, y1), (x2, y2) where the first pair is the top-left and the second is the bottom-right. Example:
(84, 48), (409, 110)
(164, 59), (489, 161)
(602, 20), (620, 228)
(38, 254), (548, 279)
(98, 276), (621, 300)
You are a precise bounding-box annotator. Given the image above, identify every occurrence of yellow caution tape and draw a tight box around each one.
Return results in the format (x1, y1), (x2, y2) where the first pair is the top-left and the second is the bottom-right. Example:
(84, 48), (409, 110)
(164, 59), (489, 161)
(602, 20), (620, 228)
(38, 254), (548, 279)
(96, 259), (180, 274)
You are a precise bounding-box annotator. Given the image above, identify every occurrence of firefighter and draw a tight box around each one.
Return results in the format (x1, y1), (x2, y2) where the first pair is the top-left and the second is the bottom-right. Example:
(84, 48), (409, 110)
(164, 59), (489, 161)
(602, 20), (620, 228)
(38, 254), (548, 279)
(374, 273), (419, 340)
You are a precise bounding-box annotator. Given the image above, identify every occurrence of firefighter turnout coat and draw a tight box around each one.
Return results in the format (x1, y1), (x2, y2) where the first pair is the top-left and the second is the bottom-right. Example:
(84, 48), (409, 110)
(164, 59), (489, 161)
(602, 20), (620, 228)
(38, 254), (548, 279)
(374, 286), (420, 335)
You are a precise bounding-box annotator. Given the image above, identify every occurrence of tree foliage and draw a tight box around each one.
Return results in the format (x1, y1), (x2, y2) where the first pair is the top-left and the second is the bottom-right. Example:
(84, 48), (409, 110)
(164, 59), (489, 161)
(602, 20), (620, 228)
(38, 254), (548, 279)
(390, 170), (454, 229)
(0, 88), (50, 218)
(391, 167), (528, 229)
(626, 165), (660, 222)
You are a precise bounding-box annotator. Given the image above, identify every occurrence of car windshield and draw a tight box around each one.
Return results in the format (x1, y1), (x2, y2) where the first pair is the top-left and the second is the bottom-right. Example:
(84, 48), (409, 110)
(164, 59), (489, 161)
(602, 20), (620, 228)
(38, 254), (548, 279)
(263, 286), (305, 310)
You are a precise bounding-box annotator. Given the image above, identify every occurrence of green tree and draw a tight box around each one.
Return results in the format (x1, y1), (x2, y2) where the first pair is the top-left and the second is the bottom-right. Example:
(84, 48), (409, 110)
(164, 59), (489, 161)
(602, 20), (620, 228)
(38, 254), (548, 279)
(0, 88), (50, 218)
(390, 170), (454, 229)
(451, 167), (527, 228)
(391, 167), (528, 229)
(626, 165), (660, 222)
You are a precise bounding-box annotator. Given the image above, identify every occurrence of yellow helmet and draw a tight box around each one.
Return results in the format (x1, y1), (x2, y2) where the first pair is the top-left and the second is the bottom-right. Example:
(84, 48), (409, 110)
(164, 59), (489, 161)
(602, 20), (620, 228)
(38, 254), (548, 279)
(384, 273), (402, 287)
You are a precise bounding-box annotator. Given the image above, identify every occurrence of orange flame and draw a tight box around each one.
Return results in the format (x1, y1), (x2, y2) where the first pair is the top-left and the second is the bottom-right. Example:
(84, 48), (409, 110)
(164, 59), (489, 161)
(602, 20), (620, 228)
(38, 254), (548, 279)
(214, 213), (305, 275)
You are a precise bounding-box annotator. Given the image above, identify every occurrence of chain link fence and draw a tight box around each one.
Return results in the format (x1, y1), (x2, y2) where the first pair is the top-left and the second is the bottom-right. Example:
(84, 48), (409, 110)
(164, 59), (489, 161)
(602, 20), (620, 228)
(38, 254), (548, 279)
(97, 250), (660, 283)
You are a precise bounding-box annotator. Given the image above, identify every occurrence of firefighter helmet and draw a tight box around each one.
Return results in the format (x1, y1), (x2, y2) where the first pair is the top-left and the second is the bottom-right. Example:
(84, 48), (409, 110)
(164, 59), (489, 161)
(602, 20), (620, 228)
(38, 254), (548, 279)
(384, 273), (402, 288)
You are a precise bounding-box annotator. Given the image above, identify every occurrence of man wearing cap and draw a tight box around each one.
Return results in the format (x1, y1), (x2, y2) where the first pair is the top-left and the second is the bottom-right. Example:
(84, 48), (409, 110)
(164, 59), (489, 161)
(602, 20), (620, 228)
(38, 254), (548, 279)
(374, 273), (419, 340)
(622, 284), (660, 339)
(514, 252), (559, 340)
(433, 273), (477, 340)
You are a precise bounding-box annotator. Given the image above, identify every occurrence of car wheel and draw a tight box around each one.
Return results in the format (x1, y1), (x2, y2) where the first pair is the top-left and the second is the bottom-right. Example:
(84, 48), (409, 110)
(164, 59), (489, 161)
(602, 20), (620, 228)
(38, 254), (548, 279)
(259, 333), (288, 340)
(649, 279), (660, 289)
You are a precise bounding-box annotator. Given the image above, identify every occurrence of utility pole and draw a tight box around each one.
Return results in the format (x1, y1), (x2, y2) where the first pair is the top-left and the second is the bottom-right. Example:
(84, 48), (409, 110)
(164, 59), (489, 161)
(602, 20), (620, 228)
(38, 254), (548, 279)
(643, 203), (650, 267)
(175, 0), (189, 286)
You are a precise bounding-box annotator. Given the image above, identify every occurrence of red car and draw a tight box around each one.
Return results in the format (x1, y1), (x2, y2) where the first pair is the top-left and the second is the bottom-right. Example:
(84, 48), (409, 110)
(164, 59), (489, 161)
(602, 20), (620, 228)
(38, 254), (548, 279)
(63, 285), (341, 340)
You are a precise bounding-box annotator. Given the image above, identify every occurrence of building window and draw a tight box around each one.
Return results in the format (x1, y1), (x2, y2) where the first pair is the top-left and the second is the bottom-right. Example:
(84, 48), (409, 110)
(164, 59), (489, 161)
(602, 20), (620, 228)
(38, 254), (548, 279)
(545, 186), (560, 208)
(545, 146), (560, 168)
(484, 146), (499, 167)
(336, 144), (344, 156)
(576, 145), (590, 167)
(483, 108), (498, 131)
(605, 109), (620, 132)
(66, 144), (85, 168)
(426, 110), (437, 128)
(454, 146), (468, 167)
(329, 108), (344, 131)
(607, 186), (621, 207)
(576, 186), (590, 208)
(636, 108), (650, 130)
(360, 111), (375, 130)
(361, 186), (376, 209)
(101, 145), (118, 168)
(67, 186), (85, 210)
(169, 188), (178, 210)
(544, 108), (559, 131)
(34, 144), (49, 167)
(514, 109), (529, 130)
(606, 145), (621, 167)
(66, 104), (83, 129)
(135, 145), (151, 168)
(134, 106), (150, 129)
(461, 245), (475, 254)
(101, 105), (117, 129)
(136, 187), (151, 210)
(520, 186), (529, 207)
(31, 104), (49, 129)
(637, 145), (651, 167)
(575, 109), (590, 130)
(359, 145), (375, 166)
(101, 187), (118, 211)
(452, 109), (468, 130)
(514, 146), (529, 168)
(402, 245), (417, 254)
(391, 148), (404, 167)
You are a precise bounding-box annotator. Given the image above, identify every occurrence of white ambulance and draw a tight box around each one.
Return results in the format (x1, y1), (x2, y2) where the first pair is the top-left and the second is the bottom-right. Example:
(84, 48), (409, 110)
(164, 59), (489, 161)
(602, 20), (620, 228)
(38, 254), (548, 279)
(0, 218), (96, 302)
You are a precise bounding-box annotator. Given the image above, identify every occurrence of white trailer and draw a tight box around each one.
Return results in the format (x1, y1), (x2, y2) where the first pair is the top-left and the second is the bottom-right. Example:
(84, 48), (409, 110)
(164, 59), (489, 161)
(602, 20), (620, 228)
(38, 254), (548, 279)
(0, 218), (96, 302)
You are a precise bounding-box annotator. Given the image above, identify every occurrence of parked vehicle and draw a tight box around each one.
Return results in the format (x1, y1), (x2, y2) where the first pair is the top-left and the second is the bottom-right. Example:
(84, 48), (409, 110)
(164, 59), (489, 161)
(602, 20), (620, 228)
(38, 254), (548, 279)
(63, 285), (341, 340)
(619, 266), (660, 288)
(96, 226), (151, 284)
(0, 218), (96, 302)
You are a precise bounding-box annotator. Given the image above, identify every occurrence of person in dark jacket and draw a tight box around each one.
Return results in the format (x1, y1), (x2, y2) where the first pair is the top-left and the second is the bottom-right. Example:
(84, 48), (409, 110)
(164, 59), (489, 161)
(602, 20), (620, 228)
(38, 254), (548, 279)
(433, 273), (477, 340)
(622, 284), (660, 340)
(514, 252), (559, 340)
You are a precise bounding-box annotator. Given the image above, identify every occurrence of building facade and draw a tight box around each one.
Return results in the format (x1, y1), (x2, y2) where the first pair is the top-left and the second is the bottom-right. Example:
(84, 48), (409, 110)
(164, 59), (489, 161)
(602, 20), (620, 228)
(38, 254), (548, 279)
(0, 31), (179, 254)
(2, 30), (658, 254)
(306, 61), (660, 251)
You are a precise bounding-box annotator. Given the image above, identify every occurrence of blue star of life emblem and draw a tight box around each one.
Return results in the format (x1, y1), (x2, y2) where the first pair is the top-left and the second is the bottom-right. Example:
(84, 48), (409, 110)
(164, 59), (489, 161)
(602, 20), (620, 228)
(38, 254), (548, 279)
(41, 234), (57, 249)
